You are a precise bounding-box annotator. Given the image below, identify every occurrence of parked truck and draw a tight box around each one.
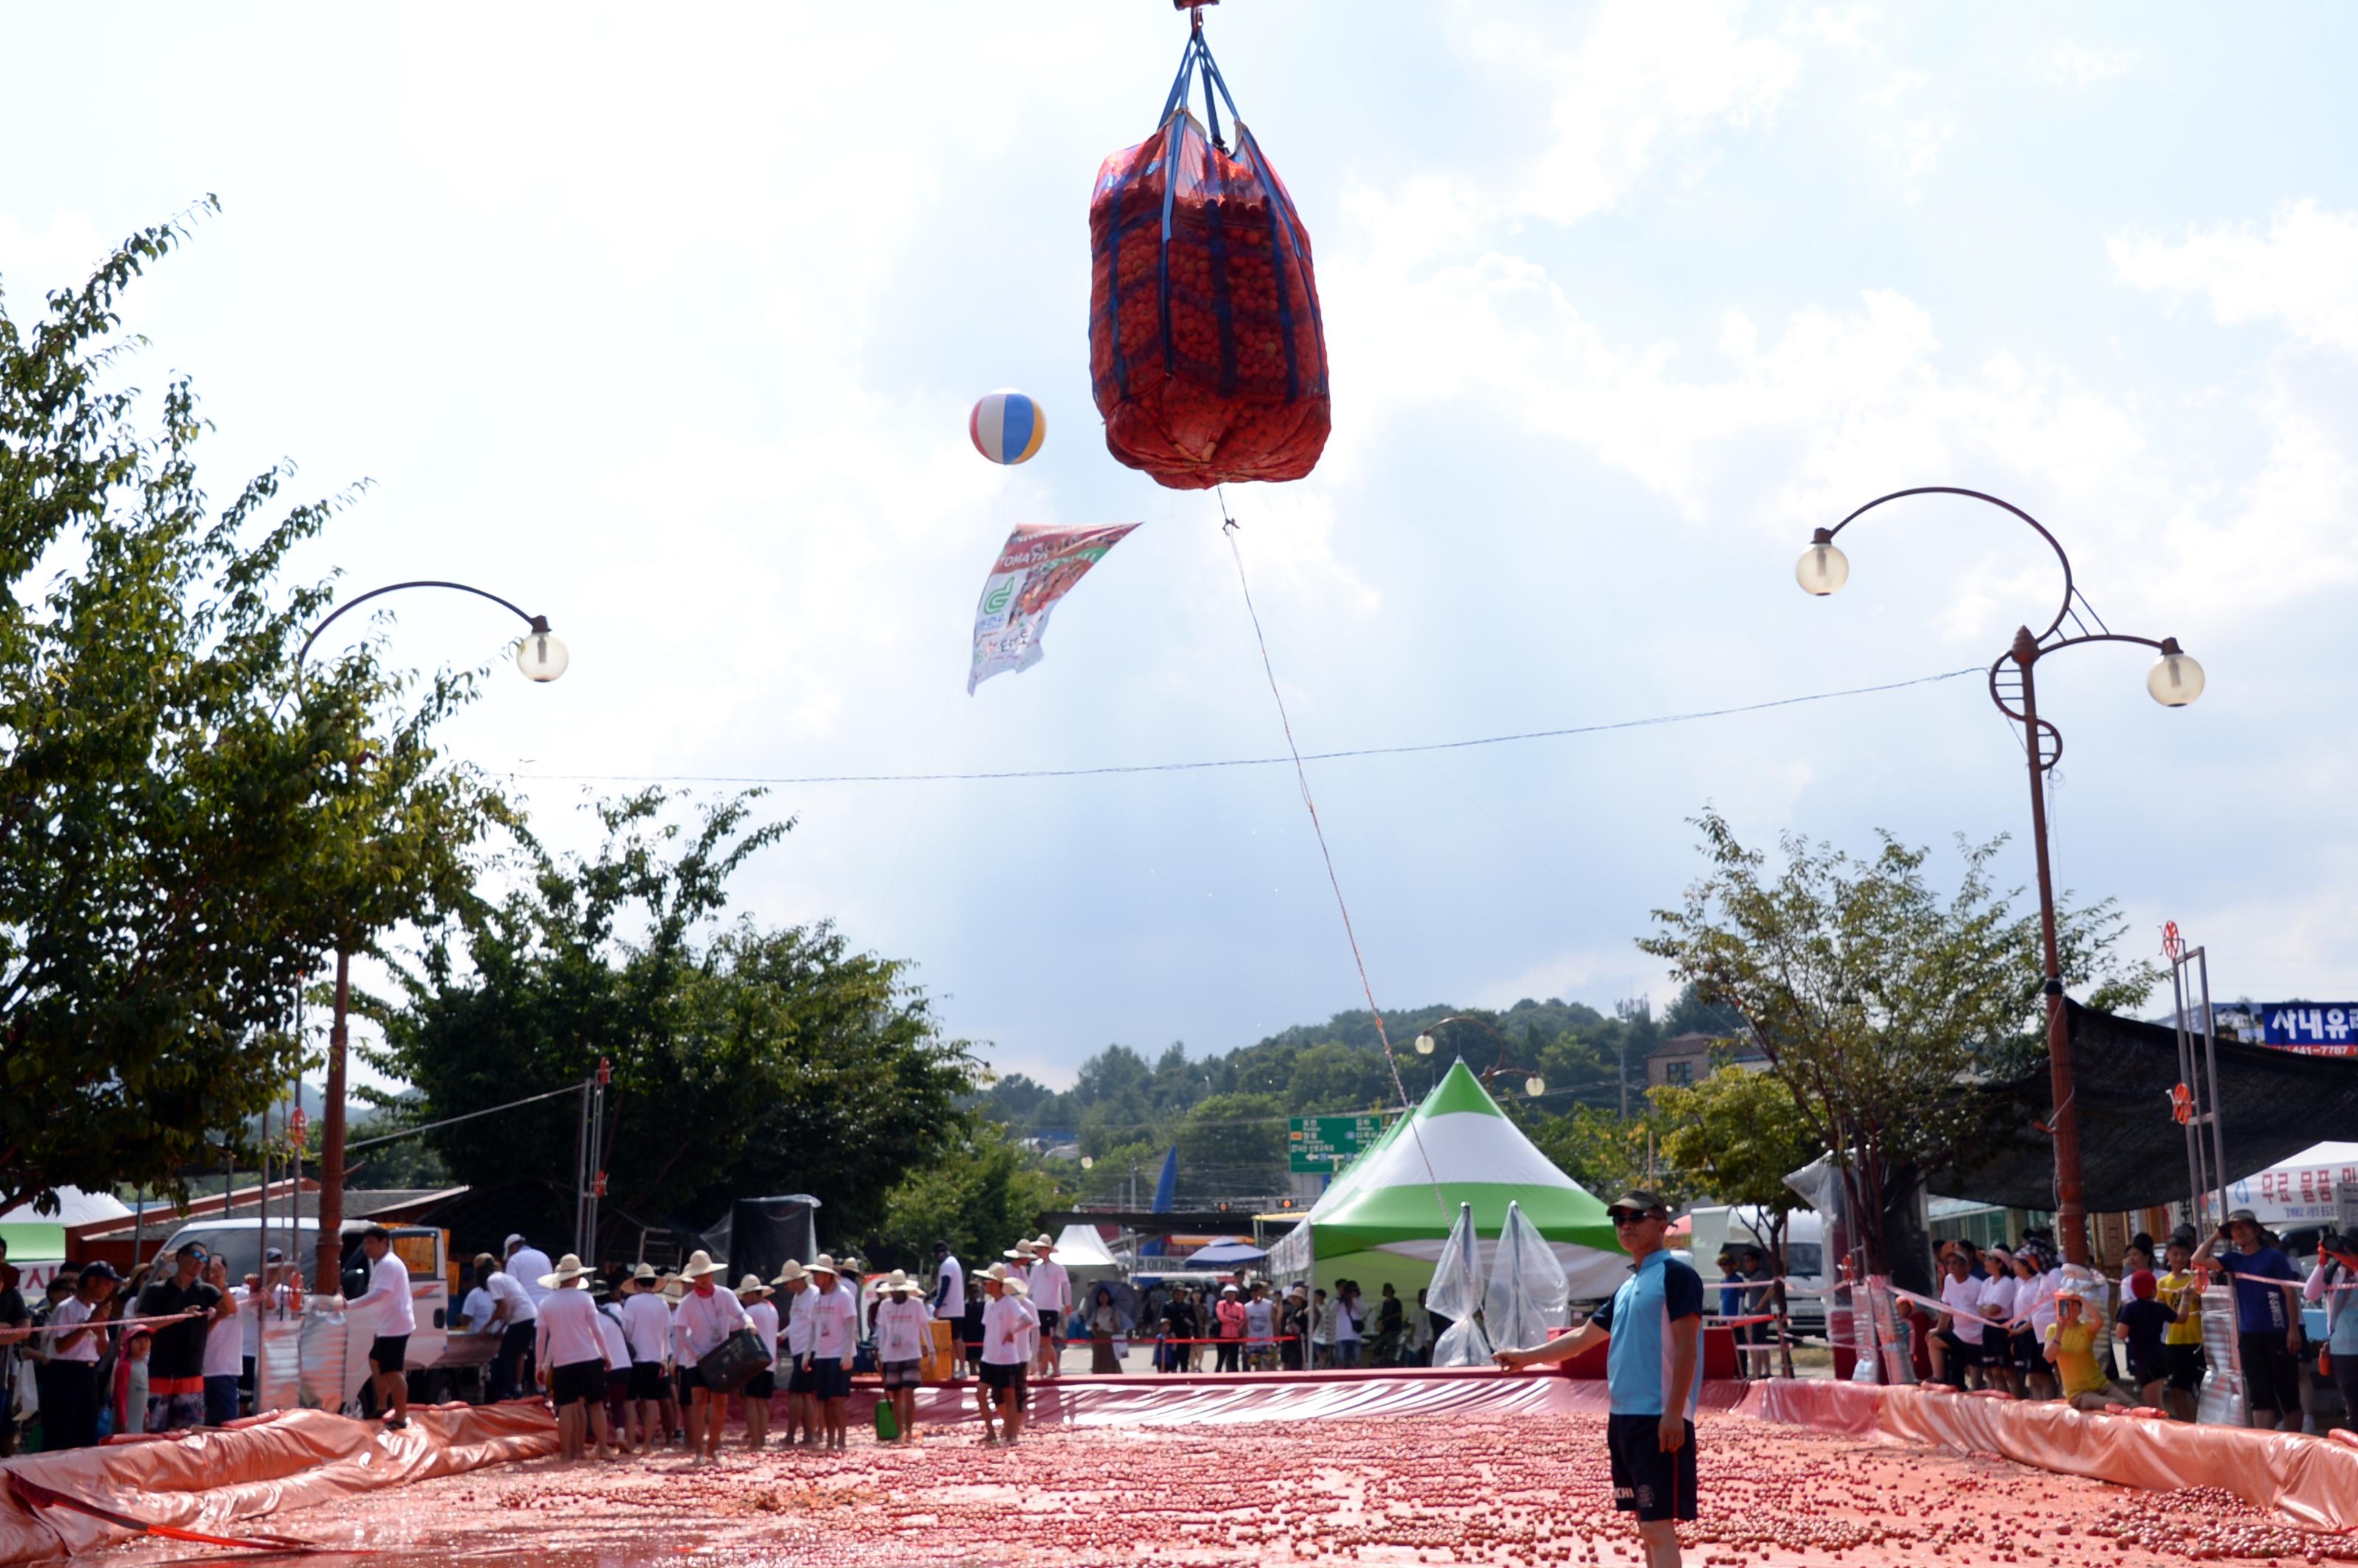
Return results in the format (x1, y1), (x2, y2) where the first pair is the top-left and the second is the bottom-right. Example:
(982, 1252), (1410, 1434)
(157, 1217), (498, 1406)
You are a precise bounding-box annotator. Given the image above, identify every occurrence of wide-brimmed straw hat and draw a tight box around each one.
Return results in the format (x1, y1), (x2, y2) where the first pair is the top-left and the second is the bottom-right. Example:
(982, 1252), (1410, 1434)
(979, 1262), (1012, 1286)
(681, 1250), (728, 1279)
(1003, 1242), (1035, 1260)
(737, 1273), (772, 1299)
(538, 1253), (595, 1289)
(809, 1253), (842, 1278)
(772, 1260), (808, 1287)
(1004, 1275), (1030, 1298)
(1032, 1233), (1057, 1254)
(630, 1263), (658, 1284)
(867, 1268), (917, 1296)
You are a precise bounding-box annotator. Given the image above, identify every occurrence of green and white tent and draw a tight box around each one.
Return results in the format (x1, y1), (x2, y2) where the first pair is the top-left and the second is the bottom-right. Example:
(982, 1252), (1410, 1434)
(1265, 1060), (1628, 1299)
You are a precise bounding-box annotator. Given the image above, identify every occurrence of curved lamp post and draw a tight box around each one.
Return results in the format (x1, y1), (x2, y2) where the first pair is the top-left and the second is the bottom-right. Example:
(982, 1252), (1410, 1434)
(1797, 486), (2203, 1267)
(1412, 1015), (1547, 1099)
(296, 580), (567, 1298)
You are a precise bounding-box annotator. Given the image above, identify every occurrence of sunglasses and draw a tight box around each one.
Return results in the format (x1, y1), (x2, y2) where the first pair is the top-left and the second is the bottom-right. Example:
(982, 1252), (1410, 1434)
(1610, 1212), (1658, 1228)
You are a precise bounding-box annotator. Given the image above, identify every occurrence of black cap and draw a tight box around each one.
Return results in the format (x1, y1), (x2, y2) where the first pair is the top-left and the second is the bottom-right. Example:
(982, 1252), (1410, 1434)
(1606, 1189), (1670, 1222)
(78, 1261), (119, 1283)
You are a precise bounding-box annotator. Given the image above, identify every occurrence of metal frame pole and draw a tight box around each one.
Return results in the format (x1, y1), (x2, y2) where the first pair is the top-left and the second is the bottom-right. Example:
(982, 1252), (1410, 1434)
(2199, 949), (2228, 1221)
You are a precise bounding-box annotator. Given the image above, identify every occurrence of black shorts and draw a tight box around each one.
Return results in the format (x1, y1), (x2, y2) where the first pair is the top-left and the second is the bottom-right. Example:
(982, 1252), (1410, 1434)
(1936, 1329), (1984, 1366)
(2126, 1345), (2168, 1386)
(1606, 1413), (1699, 1522)
(2009, 1328), (2043, 1373)
(550, 1359), (604, 1409)
(881, 1358), (923, 1390)
(2166, 1342), (2205, 1392)
(606, 1368), (631, 1401)
(980, 1359), (1025, 1392)
(628, 1361), (665, 1401)
(1039, 1310), (1063, 1342)
(743, 1370), (776, 1400)
(674, 1364), (693, 1403)
(368, 1335), (410, 1372)
(812, 1359), (851, 1401)
(2239, 1332), (2301, 1416)
(786, 1357), (819, 1396)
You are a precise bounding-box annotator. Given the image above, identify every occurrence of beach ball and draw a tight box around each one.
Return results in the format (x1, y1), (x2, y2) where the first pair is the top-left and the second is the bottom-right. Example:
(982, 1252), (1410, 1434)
(970, 389), (1046, 465)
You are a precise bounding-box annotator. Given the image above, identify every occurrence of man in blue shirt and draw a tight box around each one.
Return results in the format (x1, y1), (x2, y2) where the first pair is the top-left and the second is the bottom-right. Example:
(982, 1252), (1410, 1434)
(2194, 1206), (2303, 1430)
(1496, 1189), (1701, 1568)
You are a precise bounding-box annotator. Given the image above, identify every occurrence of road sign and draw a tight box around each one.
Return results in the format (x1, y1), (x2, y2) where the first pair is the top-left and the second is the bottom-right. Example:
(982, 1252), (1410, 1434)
(1287, 1114), (1385, 1174)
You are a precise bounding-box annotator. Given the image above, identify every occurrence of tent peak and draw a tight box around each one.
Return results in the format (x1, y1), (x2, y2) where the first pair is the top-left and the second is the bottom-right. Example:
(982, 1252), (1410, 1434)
(1418, 1057), (1507, 1119)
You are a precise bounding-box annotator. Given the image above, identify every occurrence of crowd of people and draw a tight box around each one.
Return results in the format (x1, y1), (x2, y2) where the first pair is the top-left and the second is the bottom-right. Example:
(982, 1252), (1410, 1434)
(1911, 1206), (2344, 1430)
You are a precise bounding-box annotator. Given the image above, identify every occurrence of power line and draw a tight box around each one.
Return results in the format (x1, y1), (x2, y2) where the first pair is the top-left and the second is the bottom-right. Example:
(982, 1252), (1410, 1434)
(500, 667), (1979, 787)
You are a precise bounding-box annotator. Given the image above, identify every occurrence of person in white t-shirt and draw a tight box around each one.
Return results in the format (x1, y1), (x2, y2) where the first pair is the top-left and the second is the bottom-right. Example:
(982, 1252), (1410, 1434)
(475, 1253), (538, 1402)
(773, 1261), (816, 1449)
(871, 1271), (931, 1445)
(349, 1228), (415, 1429)
(978, 1270), (1038, 1446)
(1026, 1235), (1072, 1379)
(533, 1255), (609, 1463)
(671, 1251), (749, 1463)
(931, 1242), (965, 1373)
(200, 1258), (247, 1427)
(616, 1264), (671, 1452)
(1934, 1248), (1994, 1391)
(737, 1275), (780, 1452)
(1976, 1247), (2023, 1398)
(505, 1235), (555, 1310)
(590, 1284), (632, 1456)
(803, 1256), (858, 1451)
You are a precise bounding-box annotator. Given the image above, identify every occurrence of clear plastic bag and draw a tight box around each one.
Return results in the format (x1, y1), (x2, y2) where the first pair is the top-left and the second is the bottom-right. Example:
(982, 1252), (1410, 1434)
(1429, 1203), (1494, 1368)
(1482, 1200), (1571, 1356)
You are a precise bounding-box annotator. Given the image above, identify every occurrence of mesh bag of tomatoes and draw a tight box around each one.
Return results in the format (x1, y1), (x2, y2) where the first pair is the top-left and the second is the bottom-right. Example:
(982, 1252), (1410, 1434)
(1088, 29), (1329, 490)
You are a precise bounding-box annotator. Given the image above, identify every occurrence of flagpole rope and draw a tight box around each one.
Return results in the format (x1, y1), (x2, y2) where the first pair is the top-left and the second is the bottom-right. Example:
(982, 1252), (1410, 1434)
(1220, 496), (1451, 1225)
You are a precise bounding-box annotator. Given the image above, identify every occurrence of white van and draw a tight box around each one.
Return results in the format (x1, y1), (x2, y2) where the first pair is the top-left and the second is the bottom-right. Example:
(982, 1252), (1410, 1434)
(1687, 1205), (1828, 1339)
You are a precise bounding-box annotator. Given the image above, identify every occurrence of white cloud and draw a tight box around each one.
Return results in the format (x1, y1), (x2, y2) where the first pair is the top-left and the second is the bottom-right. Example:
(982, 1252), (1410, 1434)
(2036, 44), (2134, 87)
(1456, 0), (1802, 226)
(2110, 200), (2358, 355)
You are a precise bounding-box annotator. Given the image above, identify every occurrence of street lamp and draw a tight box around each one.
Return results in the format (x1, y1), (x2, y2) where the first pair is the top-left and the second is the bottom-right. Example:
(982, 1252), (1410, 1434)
(295, 579), (567, 1298)
(1797, 486), (2203, 1267)
(1414, 1015), (1549, 1099)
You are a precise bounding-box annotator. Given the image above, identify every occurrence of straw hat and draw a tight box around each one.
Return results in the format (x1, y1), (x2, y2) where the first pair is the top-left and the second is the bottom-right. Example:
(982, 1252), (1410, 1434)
(538, 1253), (594, 1289)
(737, 1273), (772, 1300)
(867, 1268), (916, 1297)
(681, 1250), (728, 1279)
(808, 1253), (842, 1278)
(1003, 1242), (1035, 1261)
(979, 1262), (1012, 1286)
(772, 1259), (808, 1287)
(1004, 1275), (1030, 1298)
(1032, 1233), (1057, 1255)
(631, 1263), (658, 1284)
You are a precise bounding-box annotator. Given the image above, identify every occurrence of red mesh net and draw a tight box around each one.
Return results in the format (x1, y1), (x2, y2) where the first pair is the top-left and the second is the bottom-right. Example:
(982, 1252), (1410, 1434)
(1088, 38), (1329, 490)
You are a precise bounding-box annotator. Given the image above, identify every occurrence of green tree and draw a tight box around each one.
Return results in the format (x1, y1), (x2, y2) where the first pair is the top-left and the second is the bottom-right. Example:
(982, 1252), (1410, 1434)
(364, 791), (977, 1250)
(1530, 1104), (1693, 1210)
(1175, 1091), (1287, 1199)
(0, 205), (494, 1216)
(873, 1122), (1068, 1274)
(1637, 807), (2157, 1272)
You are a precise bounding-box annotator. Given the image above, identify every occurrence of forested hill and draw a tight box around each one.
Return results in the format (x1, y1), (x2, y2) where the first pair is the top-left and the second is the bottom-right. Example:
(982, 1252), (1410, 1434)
(968, 986), (1743, 1205)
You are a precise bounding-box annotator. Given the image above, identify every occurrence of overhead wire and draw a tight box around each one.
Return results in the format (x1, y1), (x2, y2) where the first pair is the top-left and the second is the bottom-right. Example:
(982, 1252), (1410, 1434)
(500, 666), (1981, 787)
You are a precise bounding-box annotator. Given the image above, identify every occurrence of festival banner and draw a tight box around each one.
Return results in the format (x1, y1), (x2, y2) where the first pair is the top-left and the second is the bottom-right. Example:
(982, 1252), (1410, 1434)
(966, 522), (1141, 693)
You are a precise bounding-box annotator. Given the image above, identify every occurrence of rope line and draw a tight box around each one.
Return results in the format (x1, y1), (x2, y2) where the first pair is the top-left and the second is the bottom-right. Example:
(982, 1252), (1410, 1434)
(1221, 505), (1449, 1225)
(499, 668), (1981, 787)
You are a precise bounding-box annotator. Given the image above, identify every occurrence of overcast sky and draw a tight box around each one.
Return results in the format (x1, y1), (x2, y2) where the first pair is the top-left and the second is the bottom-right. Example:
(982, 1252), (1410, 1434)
(7, 4), (2354, 1091)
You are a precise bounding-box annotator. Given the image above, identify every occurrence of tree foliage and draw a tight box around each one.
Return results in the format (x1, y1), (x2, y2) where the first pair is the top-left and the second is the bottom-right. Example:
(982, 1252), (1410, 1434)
(1648, 1064), (1821, 1220)
(1637, 807), (2158, 1270)
(363, 791), (979, 1251)
(874, 1122), (1068, 1273)
(0, 204), (494, 1215)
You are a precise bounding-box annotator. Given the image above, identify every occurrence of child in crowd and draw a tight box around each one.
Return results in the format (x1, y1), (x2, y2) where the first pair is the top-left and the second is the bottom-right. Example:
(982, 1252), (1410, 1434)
(2045, 1289), (2113, 1411)
(2113, 1270), (2178, 1413)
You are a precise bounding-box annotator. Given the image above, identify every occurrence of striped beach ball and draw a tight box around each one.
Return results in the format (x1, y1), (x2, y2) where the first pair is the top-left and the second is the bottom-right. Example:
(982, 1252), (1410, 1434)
(970, 389), (1046, 465)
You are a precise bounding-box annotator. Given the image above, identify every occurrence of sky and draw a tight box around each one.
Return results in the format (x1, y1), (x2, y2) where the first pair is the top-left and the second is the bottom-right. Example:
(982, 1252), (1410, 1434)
(4, 4), (2354, 1092)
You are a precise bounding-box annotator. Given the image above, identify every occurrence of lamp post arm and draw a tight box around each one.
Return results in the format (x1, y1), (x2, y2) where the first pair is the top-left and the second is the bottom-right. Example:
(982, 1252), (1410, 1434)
(294, 579), (548, 671)
(1987, 631), (2187, 777)
(1819, 486), (2075, 643)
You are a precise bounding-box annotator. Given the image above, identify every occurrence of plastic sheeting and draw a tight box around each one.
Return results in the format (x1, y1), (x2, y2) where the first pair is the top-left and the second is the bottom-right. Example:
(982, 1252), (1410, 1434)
(0, 1402), (553, 1566)
(1480, 1200), (1569, 1357)
(1426, 1203), (1491, 1368)
(1743, 1371), (2358, 1535)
